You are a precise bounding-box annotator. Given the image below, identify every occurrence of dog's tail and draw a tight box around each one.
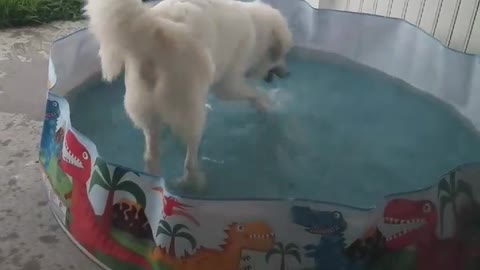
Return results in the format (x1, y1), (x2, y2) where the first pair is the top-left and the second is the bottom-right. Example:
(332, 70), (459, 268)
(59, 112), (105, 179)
(84, 0), (182, 81)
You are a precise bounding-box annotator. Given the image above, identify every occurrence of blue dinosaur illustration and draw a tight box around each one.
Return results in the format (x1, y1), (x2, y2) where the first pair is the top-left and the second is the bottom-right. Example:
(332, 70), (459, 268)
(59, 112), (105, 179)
(40, 98), (61, 168)
(290, 206), (365, 270)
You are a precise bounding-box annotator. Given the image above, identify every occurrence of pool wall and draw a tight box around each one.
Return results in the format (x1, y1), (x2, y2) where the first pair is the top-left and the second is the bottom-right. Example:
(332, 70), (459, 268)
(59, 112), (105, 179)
(303, 0), (480, 55)
(40, 0), (480, 269)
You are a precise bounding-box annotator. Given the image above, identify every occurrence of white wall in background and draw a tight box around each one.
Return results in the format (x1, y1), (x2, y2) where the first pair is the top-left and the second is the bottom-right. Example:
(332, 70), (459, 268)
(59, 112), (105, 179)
(305, 0), (480, 54)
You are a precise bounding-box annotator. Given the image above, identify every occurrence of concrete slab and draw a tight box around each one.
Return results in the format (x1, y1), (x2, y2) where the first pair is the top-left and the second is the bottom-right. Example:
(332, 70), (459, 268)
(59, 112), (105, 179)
(0, 21), (100, 270)
(0, 21), (87, 120)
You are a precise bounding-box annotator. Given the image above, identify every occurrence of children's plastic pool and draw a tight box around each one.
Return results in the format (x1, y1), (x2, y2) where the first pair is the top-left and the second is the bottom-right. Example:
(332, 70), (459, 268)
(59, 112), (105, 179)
(38, 0), (480, 269)
(67, 48), (480, 207)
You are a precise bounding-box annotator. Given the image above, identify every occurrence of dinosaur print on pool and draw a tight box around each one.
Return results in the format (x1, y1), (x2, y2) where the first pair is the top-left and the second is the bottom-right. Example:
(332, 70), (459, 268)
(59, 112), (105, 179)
(40, 98), (61, 168)
(381, 198), (478, 270)
(59, 130), (151, 270)
(153, 187), (199, 226)
(149, 221), (275, 270)
(290, 206), (364, 270)
(112, 199), (153, 240)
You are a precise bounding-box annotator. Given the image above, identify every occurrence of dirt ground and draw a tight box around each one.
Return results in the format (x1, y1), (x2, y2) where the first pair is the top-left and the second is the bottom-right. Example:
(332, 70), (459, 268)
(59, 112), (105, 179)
(0, 21), (100, 270)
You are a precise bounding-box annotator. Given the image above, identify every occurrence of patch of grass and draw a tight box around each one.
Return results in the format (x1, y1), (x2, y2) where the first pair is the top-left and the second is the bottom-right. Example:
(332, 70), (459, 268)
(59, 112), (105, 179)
(0, 0), (84, 28)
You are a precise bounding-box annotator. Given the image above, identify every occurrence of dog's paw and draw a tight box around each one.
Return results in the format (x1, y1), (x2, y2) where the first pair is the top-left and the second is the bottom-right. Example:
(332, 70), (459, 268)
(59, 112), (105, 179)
(175, 169), (207, 192)
(144, 159), (160, 176)
(251, 94), (272, 113)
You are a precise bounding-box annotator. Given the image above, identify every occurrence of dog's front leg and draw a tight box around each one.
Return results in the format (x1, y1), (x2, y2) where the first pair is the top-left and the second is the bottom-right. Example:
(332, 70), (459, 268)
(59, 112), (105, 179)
(214, 78), (271, 113)
(174, 103), (207, 192)
(249, 93), (271, 113)
(176, 139), (207, 192)
(143, 127), (160, 175)
(184, 141), (206, 186)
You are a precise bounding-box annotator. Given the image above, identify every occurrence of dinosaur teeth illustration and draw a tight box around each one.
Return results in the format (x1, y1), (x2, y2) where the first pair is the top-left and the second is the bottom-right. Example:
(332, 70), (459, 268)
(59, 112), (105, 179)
(307, 226), (342, 234)
(384, 217), (425, 225)
(380, 216), (427, 242)
(385, 228), (414, 241)
(248, 233), (273, 239)
(45, 112), (57, 118)
(62, 138), (83, 168)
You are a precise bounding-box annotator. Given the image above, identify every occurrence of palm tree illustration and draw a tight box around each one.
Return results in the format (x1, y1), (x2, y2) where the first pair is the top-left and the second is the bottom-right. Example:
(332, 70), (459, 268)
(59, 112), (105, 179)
(438, 169), (475, 234)
(265, 242), (301, 270)
(157, 220), (196, 257)
(89, 159), (146, 232)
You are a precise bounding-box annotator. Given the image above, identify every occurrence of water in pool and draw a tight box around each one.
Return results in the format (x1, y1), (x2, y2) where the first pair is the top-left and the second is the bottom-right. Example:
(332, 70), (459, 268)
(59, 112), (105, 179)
(66, 49), (480, 207)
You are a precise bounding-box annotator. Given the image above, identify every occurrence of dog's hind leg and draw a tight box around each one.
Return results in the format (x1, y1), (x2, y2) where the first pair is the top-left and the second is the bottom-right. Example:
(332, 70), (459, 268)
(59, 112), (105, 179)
(143, 126), (161, 176)
(174, 100), (207, 191)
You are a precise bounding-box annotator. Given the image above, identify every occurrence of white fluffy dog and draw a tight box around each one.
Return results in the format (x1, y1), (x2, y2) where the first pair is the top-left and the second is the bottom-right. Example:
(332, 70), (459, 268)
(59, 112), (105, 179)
(84, 0), (292, 190)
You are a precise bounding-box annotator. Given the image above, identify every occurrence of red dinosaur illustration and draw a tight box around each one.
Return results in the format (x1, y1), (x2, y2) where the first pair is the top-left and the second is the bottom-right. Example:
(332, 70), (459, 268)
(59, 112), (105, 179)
(382, 198), (478, 270)
(60, 130), (151, 269)
(153, 187), (199, 226)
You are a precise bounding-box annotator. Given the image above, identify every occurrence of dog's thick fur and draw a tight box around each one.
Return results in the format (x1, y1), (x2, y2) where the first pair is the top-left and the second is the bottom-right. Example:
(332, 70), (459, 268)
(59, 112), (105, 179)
(84, 0), (292, 189)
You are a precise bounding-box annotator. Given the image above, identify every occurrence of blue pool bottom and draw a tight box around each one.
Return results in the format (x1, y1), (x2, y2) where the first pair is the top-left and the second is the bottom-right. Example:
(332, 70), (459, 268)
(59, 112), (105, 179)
(66, 50), (480, 207)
